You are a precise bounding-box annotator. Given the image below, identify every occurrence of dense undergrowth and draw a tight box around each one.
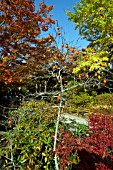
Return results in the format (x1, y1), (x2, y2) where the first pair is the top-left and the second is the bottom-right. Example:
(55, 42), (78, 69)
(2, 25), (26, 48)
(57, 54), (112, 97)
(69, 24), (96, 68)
(0, 92), (113, 169)
(64, 90), (113, 117)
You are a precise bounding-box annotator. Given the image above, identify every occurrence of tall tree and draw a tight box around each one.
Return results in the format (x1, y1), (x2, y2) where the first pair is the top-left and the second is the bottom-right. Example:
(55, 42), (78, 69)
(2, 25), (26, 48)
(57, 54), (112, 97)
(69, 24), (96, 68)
(66, 0), (113, 91)
(0, 0), (55, 87)
(66, 0), (113, 52)
(67, 0), (113, 77)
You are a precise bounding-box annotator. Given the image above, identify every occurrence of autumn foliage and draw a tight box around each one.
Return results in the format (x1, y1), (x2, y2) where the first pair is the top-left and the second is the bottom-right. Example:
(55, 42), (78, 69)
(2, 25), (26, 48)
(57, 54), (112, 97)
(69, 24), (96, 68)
(0, 1), (113, 170)
(0, 0), (55, 87)
(56, 114), (113, 170)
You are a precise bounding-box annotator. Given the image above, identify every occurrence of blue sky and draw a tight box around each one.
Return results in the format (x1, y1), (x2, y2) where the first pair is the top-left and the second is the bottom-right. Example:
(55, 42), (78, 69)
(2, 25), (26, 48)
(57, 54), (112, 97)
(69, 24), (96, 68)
(35, 0), (89, 49)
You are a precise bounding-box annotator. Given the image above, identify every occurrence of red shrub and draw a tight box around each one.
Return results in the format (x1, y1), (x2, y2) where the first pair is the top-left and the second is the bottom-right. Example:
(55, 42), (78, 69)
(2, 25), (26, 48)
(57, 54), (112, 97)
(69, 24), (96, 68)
(56, 114), (113, 169)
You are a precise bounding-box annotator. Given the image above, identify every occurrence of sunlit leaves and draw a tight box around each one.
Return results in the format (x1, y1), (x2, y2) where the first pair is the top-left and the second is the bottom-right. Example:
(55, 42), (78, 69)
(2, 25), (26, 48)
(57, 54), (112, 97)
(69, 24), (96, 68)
(0, 0), (55, 87)
(66, 0), (113, 51)
(66, 0), (113, 88)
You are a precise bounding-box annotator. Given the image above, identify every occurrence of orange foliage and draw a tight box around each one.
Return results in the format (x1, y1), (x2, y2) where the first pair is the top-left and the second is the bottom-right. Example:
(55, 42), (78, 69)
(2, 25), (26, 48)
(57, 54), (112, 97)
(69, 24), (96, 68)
(0, 0), (55, 87)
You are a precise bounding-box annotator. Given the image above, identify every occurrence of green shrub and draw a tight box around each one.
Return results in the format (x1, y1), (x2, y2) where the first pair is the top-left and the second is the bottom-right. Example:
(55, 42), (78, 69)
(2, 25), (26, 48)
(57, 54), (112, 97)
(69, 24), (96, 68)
(64, 92), (93, 117)
(63, 119), (89, 138)
(64, 91), (113, 117)
(90, 93), (113, 115)
(0, 100), (57, 170)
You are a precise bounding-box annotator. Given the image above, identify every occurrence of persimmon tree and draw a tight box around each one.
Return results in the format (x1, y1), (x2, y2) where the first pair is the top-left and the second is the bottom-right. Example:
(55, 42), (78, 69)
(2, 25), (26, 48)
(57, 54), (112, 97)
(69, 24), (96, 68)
(29, 25), (80, 94)
(0, 0), (55, 88)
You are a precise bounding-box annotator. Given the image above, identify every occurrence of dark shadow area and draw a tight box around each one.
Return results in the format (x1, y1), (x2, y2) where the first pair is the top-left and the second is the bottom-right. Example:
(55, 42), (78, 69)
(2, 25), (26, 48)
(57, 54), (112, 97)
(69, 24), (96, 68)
(74, 149), (113, 170)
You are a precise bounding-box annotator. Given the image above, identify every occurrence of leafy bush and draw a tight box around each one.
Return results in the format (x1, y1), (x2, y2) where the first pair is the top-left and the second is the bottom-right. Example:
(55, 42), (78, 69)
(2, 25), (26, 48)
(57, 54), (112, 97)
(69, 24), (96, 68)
(56, 114), (113, 170)
(64, 91), (93, 117)
(0, 100), (58, 170)
(94, 93), (113, 105)
(90, 93), (113, 115)
(56, 130), (80, 170)
(70, 92), (93, 107)
(62, 119), (89, 138)
(64, 91), (113, 117)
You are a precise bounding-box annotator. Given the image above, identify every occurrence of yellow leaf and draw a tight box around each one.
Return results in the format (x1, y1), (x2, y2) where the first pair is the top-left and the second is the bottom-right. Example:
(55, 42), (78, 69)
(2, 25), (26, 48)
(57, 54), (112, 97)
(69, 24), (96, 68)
(92, 58), (98, 62)
(98, 75), (101, 80)
(29, 159), (34, 165)
(72, 158), (78, 165)
(15, 144), (17, 148)
(45, 157), (47, 163)
(102, 57), (108, 61)
(42, 152), (46, 156)
(21, 155), (25, 161)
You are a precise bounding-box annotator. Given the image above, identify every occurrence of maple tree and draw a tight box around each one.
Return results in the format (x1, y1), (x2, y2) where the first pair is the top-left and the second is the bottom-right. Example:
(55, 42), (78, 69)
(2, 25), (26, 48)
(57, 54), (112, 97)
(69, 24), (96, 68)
(0, 0), (55, 87)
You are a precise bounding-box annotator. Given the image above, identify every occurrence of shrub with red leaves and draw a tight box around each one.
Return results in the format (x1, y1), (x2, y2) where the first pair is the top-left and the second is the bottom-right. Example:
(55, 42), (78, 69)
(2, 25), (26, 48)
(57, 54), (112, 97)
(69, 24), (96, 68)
(56, 114), (113, 170)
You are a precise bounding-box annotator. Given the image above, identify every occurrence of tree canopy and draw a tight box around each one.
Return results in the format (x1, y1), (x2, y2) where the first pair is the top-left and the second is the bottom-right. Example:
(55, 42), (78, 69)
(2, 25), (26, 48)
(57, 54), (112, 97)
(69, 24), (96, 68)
(0, 0), (55, 87)
(66, 0), (113, 81)
(66, 0), (113, 52)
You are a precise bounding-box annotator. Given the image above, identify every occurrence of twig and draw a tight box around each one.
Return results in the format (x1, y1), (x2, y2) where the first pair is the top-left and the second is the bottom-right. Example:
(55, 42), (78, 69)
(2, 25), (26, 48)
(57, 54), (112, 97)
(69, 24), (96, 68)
(0, 154), (12, 162)
(0, 104), (18, 110)
(0, 20), (5, 26)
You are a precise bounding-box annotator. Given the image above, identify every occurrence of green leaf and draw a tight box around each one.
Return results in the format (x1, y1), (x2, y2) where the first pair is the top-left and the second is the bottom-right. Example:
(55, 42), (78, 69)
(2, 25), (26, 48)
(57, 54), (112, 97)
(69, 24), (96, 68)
(68, 155), (75, 161)
(20, 165), (25, 170)
(20, 159), (27, 164)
